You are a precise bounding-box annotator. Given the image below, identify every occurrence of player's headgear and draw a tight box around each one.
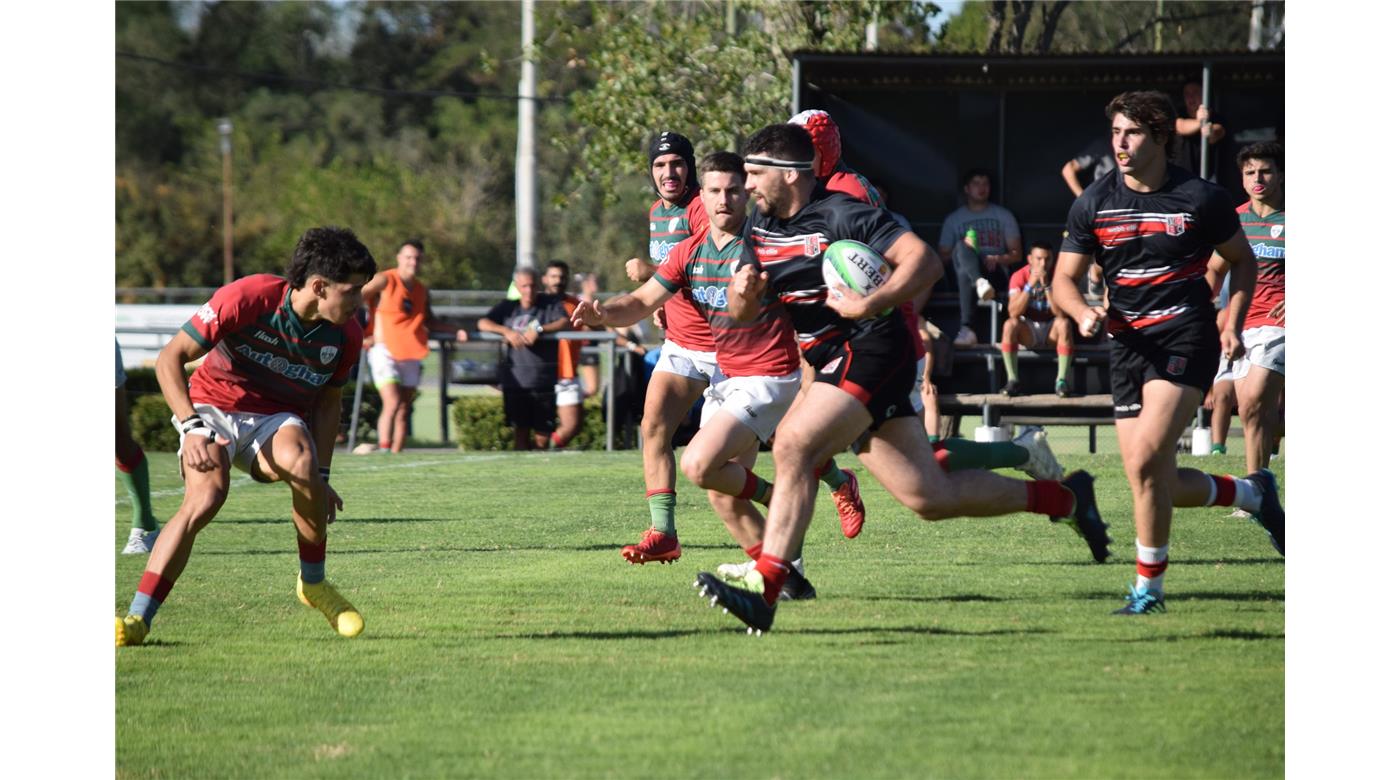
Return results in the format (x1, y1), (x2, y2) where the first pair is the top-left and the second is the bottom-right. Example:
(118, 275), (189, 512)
(788, 109), (841, 179)
(648, 131), (699, 195)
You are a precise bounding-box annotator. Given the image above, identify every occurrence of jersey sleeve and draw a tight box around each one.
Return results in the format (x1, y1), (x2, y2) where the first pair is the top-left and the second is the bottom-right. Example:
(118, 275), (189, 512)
(1008, 266), (1030, 293)
(831, 197), (906, 256)
(655, 234), (699, 294)
(329, 319), (364, 387)
(686, 195), (710, 238)
(180, 277), (270, 350)
(1199, 182), (1242, 246)
(1061, 193), (1099, 255)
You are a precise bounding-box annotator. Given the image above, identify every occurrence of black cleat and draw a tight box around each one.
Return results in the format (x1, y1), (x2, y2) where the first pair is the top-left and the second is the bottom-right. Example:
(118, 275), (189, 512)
(694, 572), (776, 633)
(1244, 469), (1284, 556)
(1059, 470), (1112, 563)
(1002, 379), (1022, 397)
(779, 568), (817, 601)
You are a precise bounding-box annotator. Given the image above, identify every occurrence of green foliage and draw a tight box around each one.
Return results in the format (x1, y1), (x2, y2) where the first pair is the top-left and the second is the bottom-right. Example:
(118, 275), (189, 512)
(451, 393), (609, 451)
(127, 393), (181, 453)
(551, 1), (940, 203)
(937, 1), (1254, 54)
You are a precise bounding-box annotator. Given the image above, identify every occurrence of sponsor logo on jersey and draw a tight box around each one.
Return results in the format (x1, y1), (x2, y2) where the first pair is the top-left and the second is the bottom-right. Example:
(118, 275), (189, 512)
(1166, 214), (1187, 236)
(1270, 224), (1283, 239)
(649, 239), (678, 263)
(691, 285), (729, 310)
(234, 343), (332, 386)
(252, 330), (279, 346)
(1250, 242), (1285, 259)
(1115, 402), (1143, 413)
(1165, 355), (1187, 376)
(196, 303), (217, 325)
(820, 357), (842, 374)
(320, 345), (339, 364)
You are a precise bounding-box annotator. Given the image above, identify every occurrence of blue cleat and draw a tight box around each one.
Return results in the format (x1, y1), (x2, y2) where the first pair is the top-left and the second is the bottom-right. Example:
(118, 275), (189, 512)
(694, 572), (776, 634)
(1113, 585), (1166, 615)
(1244, 469), (1284, 557)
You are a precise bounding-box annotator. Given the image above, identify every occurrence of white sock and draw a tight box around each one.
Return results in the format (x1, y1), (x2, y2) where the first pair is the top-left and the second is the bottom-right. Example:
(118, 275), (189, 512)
(1135, 541), (1169, 594)
(1231, 477), (1263, 513)
(1203, 477), (1218, 506)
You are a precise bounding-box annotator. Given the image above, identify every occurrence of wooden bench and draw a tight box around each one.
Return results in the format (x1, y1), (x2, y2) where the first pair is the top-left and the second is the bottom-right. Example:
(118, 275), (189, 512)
(936, 392), (1116, 453)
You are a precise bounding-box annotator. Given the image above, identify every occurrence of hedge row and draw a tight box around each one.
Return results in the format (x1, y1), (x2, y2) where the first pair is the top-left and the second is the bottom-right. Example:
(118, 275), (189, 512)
(450, 394), (611, 451)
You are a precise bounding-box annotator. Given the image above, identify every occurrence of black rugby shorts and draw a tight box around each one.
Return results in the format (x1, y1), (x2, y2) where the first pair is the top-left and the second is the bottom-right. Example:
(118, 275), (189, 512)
(1108, 315), (1220, 419)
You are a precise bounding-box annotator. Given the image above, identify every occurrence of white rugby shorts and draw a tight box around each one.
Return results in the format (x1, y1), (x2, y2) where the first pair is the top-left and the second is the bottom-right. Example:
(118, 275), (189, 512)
(172, 404), (310, 480)
(654, 339), (723, 384)
(1227, 325), (1285, 380)
(555, 378), (583, 406)
(368, 343), (423, 389)
(699, 369), (802, 442)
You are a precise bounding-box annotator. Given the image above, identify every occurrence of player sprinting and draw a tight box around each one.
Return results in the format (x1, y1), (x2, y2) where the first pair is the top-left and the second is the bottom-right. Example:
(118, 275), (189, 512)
(116, 227), (375, 646)
(693, 124), (1110, 634)
(576, 151), (817, 598)
(1050, 91), (1284, 616)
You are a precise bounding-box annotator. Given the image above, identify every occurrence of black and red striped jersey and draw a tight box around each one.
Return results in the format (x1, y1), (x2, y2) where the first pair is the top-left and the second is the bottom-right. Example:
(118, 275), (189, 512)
(1062, 165), (1239, 333)
(738, 188), (907, 364)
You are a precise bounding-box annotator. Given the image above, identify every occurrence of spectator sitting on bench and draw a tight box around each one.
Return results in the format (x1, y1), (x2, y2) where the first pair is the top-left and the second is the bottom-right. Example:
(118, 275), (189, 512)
(938, 168), (1023, 347)
(1000, 241), (1074, 397)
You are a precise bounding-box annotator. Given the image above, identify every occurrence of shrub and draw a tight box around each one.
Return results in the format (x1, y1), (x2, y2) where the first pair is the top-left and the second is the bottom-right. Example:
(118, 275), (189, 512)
(128, 393), (181, 452)
(451, 393), (615, 451)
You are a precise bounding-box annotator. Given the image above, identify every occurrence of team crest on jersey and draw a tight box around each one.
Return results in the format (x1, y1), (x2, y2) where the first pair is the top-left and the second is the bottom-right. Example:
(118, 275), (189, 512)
(196, 303), (217, 325)
(1165, 355), (1187, 376)
(1165, 214), (1187, 236)
(820, 357), (842, 374)
(804, 234), (823, 256)
(1270, 224), (1284, 239)
(320, 345), (339, 364)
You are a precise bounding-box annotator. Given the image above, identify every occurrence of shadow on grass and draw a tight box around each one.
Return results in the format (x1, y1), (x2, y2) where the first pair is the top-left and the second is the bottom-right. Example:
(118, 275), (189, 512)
(865, 594), (1006, 604)
(945, 556), (1282, 567)
(1110, 628), (1283, 642)
(1079, 589), (1284, 603)
(491, 625), (1053, 641)
(195, 543), (738, 556)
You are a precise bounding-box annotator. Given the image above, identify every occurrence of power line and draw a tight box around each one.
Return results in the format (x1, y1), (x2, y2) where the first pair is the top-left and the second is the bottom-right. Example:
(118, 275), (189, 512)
(116, 50), (569, 103)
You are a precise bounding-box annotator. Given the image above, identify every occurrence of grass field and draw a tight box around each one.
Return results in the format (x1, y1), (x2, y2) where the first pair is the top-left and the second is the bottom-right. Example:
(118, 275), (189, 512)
(115, 445), (1284, 778)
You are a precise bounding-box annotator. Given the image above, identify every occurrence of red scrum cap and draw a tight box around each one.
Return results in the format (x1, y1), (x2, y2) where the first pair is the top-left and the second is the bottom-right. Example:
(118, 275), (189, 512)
(788, 109), (841, 179)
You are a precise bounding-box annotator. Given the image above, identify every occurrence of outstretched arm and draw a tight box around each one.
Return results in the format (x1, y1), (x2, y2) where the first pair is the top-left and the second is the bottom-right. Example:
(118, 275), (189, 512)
(572, 278), (673, 329)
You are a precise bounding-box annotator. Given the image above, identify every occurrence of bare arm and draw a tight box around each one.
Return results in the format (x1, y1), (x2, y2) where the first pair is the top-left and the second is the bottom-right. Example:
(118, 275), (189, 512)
(1051, 250), (1105, 337)
(310, 386), (344, 472)
(727, 265), (768, 323)
(1007, 288), (1030, 320)
(156, 329), (209, 423)
(994, 235), (1023, 269)
(825, 232), (940, 321)
(1061, 159), (1085, 197)
(573, 278), (672, 329)
(477, 314), (527, 348)
(1213, 229), (1257, 355)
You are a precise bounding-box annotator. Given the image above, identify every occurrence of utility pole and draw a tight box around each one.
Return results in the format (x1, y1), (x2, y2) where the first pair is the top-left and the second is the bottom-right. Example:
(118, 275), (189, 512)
(515, 0), (537, 270)
(218, 118), (233, 284)
(1154, 0), (1164, 52)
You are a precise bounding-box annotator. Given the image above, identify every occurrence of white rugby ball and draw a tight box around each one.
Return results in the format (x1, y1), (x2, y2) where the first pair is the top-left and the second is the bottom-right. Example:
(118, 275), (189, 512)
(822, 239), (891, 317)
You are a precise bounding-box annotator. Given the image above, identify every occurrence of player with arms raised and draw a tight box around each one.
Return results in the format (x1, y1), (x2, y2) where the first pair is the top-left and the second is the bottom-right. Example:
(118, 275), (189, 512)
(1051, 92), (1284, 616)
(116, 226), (376, 646)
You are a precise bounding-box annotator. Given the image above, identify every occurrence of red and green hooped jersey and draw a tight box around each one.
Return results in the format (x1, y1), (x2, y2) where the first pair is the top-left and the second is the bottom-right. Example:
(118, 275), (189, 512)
(182, 274), (363, 417)
(649, 189), (715, 351)
(655, 232), (799, 378)
(1236, 202), (1284, 329)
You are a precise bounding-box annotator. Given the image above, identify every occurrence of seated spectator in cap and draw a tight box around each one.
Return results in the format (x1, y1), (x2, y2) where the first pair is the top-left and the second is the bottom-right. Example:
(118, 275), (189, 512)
(937, 168), (1023, 346)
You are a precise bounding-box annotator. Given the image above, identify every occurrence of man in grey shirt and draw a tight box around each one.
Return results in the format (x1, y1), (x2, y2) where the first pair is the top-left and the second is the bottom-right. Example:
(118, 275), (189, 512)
(937, 168), (1023, 346)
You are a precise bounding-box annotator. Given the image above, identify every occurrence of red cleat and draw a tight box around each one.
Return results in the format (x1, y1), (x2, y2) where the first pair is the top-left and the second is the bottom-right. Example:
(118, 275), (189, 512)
(832, 469), (865, 539)
(621, 528), (682, 564)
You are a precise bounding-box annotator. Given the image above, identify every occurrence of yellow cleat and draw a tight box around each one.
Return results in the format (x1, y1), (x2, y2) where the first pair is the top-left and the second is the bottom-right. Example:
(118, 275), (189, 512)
(297, 576), (364, 638)
(116, 615), (148, 647)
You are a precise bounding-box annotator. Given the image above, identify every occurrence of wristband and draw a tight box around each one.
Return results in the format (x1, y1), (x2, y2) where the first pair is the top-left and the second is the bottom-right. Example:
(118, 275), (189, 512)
(179, 415), (215, 440)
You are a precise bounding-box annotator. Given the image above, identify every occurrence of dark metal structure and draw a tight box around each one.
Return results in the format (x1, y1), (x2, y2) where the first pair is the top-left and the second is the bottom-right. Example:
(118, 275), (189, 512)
(791, 51), (1284, 249)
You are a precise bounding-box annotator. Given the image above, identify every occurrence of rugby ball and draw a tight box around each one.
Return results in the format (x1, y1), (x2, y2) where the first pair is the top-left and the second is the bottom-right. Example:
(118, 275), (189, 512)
(822, 239), (891, 317)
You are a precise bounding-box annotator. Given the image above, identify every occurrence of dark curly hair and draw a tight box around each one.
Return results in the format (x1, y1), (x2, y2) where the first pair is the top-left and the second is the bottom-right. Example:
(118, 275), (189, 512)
(1237, 141), (1283, 171)
(285, 226), (377, 289)
(1105, 90), (1176, 145)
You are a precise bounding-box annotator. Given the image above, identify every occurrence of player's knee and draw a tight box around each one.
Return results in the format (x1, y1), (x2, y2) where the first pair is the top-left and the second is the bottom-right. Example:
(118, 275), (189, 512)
(771, 436), (816, 476)
(679, 450), (714, 487)
(913, 496), (956, 522)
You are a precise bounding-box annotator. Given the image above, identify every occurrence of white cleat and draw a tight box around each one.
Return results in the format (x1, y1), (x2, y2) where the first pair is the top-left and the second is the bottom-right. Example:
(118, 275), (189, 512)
(121, 527), (160, 555)
(716, 559), (756, 583)
(1013, 426), (1065, 482)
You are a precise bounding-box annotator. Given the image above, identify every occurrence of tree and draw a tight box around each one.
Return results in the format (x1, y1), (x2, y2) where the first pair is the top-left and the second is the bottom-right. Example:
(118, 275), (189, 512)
(938, 1), (1256, 54)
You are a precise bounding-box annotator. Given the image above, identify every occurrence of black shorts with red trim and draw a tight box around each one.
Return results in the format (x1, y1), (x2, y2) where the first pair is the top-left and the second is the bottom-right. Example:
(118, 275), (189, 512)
(1108, 313), (1220, 419)
(806, 316), (916, 429)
